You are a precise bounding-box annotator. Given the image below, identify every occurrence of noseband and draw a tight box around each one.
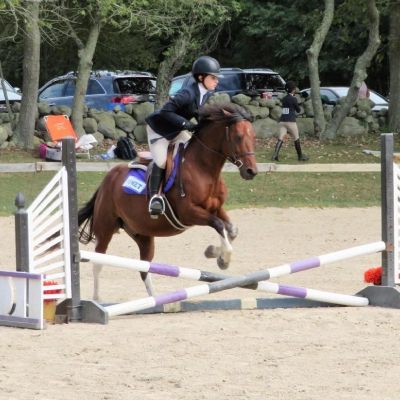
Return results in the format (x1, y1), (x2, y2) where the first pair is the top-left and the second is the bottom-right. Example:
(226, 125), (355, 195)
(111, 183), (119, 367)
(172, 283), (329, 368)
(193, 124), (255, 168)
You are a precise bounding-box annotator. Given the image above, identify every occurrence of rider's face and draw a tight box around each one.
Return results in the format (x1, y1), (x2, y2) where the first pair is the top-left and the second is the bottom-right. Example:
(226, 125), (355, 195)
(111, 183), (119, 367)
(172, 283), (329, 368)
(202, 75), (219, 91)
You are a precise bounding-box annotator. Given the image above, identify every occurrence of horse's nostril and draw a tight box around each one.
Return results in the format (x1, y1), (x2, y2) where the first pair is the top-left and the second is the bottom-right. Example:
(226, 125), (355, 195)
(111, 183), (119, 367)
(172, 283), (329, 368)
(247, 168), (257, 177)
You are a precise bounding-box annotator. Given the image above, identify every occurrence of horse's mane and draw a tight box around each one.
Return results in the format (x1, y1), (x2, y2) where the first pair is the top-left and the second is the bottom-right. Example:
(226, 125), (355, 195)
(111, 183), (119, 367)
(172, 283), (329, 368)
(197, 103), (253, 128)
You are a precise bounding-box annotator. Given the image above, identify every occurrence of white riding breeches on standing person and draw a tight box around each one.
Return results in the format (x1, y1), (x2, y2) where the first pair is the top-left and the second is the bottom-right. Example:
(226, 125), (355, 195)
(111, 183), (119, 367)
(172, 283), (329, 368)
(147, 125), (191, 169)
(278, 121), (299, 141)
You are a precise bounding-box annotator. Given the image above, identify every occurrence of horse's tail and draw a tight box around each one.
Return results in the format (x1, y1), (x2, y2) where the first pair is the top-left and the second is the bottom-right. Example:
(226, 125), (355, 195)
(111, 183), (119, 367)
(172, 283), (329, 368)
(78, 189), (99, 244)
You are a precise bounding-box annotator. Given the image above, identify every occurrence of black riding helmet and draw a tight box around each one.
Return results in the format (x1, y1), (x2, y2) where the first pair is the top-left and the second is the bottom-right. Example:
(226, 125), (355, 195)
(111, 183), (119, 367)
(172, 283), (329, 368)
(192, 56), (222, 80)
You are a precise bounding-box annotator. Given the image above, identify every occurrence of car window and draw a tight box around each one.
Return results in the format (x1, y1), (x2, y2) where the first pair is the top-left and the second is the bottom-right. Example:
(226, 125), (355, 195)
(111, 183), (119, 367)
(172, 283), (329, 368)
(0, 79), (14, 92)
(169, 77), (188, 96)
(115, 77), (156, 95)
(217, 74), (242, 91)
(39, 80), (66, 99)
(88, 79), (105, 95)
(320, 89), (337, 102)
(64, 79), (76, 96)
(245, 73), (285, 91)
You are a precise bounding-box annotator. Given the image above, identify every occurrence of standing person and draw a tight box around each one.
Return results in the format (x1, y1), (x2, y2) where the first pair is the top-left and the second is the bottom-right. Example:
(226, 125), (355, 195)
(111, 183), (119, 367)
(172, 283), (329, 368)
(271, 80), (309, 162)
(145, 55), (221, 216)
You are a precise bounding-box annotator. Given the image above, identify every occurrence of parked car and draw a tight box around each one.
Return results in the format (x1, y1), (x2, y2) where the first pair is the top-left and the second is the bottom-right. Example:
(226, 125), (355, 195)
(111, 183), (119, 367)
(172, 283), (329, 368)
(38, 70), (157, 111)
(300, 86), (389, 112)
(169, 67), (286, 99)
(0, 78), (22, 111)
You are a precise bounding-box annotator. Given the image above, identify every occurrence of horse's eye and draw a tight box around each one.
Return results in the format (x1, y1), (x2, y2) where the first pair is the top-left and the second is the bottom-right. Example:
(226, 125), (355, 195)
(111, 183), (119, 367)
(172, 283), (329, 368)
(235, 134), (243, 143)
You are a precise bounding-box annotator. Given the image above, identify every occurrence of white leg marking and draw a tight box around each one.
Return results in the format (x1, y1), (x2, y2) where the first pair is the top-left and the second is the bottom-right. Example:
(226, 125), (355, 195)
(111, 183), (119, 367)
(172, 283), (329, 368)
(219, 228), (233, 265)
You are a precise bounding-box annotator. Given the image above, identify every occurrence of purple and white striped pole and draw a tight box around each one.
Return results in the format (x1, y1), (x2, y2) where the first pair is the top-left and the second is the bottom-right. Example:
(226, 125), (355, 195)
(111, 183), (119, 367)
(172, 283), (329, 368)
(84, 241), (385, 317)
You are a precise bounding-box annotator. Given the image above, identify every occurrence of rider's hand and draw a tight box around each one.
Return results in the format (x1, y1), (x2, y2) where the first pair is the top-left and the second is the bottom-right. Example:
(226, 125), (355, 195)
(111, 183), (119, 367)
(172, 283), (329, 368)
(184, 121), (198, 133)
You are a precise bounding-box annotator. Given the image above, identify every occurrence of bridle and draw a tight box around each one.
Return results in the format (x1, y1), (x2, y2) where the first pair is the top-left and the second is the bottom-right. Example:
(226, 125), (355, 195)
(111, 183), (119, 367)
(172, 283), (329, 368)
(192, 124), (255, 169)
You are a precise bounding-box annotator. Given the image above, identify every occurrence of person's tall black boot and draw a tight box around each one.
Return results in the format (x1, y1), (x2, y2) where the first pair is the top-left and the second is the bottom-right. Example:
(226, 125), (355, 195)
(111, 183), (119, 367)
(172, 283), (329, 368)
(271, 139), (283, 161)
(148, 164), (165, 217)
(294, 139), (309, 161)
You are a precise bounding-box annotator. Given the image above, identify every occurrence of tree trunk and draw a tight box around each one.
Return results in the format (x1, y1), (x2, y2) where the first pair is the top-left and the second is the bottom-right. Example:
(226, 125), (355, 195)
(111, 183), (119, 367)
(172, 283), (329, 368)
(306, 0), (334, 140)
(388, 0), (400, 133)
(323, 0), (380, 140)
(71, 21), (101, 136)
(155, 33), (193, 109)
(14, 0), (41, 149)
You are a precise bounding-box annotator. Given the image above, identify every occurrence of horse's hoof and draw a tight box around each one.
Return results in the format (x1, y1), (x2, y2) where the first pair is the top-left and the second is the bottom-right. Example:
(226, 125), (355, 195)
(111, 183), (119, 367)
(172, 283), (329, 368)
(217, 256), (229, 270)
(228, 226), (239, 241)
(205, 245), (218, 258)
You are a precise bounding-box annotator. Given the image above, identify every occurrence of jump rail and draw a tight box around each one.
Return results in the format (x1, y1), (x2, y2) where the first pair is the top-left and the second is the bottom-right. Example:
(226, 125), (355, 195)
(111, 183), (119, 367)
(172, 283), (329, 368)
(81, 243), (385, 309)
(6, 134), (400, 328)
(98, 242), (382, 317)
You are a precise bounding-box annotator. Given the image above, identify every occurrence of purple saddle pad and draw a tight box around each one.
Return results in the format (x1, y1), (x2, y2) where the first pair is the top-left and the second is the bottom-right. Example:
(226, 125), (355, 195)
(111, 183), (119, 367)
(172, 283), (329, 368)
(122, 152), (180, 196)
(122, 169), (147, 195)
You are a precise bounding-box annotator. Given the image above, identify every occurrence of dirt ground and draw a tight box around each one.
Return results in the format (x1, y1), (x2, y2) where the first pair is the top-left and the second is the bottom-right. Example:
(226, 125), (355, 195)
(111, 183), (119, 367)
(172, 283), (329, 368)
(1, 207), (400, 400)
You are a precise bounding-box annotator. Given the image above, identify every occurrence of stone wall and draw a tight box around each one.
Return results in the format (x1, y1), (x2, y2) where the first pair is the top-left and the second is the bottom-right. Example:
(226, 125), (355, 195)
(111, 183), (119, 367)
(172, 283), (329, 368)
(0, 93), (388, 148)
(0, 101), (154, 148)
(215, 92), (388, 139)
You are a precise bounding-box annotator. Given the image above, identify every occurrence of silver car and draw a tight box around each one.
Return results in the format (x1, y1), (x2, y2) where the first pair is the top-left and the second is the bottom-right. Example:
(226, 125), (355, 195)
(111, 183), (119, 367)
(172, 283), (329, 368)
(301, 86), (389, 111)
(0, 78), (21, 111)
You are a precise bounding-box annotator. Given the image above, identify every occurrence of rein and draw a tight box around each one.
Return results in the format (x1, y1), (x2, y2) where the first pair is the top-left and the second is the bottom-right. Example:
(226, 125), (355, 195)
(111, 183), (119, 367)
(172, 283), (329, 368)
(192, 125), (255, 169)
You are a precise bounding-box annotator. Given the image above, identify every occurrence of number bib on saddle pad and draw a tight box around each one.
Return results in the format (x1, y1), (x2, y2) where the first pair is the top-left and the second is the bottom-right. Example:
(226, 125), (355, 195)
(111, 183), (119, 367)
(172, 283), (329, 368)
(122, 152), (181, 196)
(122, 169), (147, 194)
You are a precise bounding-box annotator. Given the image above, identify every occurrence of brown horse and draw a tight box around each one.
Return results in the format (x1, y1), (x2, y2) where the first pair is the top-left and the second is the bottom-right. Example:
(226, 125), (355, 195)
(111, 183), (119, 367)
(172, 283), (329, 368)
(78, 103), (258, 299)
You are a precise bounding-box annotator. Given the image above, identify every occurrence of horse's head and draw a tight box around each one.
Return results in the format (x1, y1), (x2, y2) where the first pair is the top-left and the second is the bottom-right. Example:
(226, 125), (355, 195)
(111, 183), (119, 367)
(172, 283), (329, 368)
(198, 103), (258, 180)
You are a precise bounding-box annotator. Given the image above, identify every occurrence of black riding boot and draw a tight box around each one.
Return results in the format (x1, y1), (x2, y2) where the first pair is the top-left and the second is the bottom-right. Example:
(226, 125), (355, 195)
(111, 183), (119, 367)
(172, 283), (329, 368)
(148, 164), (165, 216)
(271, 139), (283, 161)
(294, 139), (309, 161)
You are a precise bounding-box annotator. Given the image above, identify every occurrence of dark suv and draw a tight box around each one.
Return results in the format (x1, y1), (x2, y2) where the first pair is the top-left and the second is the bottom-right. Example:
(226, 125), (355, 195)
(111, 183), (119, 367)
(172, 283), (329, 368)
(169, 67), (286, 99)
(38, 70), (157, 111)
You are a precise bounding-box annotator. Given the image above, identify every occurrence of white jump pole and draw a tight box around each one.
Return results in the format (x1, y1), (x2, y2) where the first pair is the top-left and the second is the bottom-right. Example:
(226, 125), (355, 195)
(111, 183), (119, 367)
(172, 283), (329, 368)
(102, 241), (385, 317)
(81, 242), (382, 307)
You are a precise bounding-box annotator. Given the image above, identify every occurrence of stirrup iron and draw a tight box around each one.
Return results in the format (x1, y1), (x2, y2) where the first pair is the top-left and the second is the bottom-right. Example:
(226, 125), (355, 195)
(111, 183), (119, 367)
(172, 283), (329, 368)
(149, 194), (165, 218)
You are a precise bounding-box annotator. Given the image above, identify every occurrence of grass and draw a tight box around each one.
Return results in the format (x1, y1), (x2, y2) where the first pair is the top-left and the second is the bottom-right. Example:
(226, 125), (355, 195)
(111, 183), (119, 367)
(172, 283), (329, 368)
(0, 136), (386, 216)
(0, 170), (381, 216)
(224, 172), (380, 209)
(0, 135), (386, 164)
(255, 137), (383, 164)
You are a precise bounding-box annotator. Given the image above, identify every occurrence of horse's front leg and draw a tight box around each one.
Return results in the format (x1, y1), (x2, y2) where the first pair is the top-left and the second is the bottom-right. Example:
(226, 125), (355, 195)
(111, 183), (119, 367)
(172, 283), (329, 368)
(134, 234), (156, 296)
(218, 207), (238, 242)
(204, 216), (233, 270)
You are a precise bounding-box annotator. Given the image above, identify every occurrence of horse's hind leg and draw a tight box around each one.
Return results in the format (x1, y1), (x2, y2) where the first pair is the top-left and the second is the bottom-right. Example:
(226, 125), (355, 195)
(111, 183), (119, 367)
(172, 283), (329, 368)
(92, 226), (116, 302)
(133, 235), (156, 296)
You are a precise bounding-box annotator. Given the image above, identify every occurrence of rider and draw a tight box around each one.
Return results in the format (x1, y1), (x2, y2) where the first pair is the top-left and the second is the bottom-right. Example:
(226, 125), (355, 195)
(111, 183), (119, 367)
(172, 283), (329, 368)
(145, 55), (221, 216)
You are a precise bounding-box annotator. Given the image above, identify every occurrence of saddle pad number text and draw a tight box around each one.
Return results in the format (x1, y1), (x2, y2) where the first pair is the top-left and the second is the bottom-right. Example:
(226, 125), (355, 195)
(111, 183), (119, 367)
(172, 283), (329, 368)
(123, 175), (146, 194)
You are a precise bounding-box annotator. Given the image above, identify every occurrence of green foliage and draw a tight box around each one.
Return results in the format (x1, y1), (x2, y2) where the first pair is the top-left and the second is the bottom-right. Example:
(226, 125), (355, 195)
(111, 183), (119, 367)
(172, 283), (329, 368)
(215, 0), (390, 93)
(0, 0), (393, 97)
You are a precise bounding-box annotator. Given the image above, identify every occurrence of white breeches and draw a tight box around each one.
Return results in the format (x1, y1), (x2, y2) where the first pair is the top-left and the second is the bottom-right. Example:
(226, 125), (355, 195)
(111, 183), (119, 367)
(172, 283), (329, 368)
(147, 125), (191, 169)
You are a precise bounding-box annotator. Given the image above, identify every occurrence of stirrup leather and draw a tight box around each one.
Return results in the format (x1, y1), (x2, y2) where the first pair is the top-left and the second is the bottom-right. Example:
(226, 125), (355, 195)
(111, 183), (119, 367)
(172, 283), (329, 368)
(148, 194), (165, 215)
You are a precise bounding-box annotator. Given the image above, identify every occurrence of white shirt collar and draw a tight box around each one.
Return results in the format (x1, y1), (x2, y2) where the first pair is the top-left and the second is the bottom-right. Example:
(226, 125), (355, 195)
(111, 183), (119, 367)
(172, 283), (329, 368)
(198, 83), (209, 105)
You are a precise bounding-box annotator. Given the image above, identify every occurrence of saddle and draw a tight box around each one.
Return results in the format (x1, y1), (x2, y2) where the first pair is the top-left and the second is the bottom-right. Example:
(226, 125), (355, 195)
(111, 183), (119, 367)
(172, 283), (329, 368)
(123, 143), (185, 196)
(123, 143), (188, 230)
